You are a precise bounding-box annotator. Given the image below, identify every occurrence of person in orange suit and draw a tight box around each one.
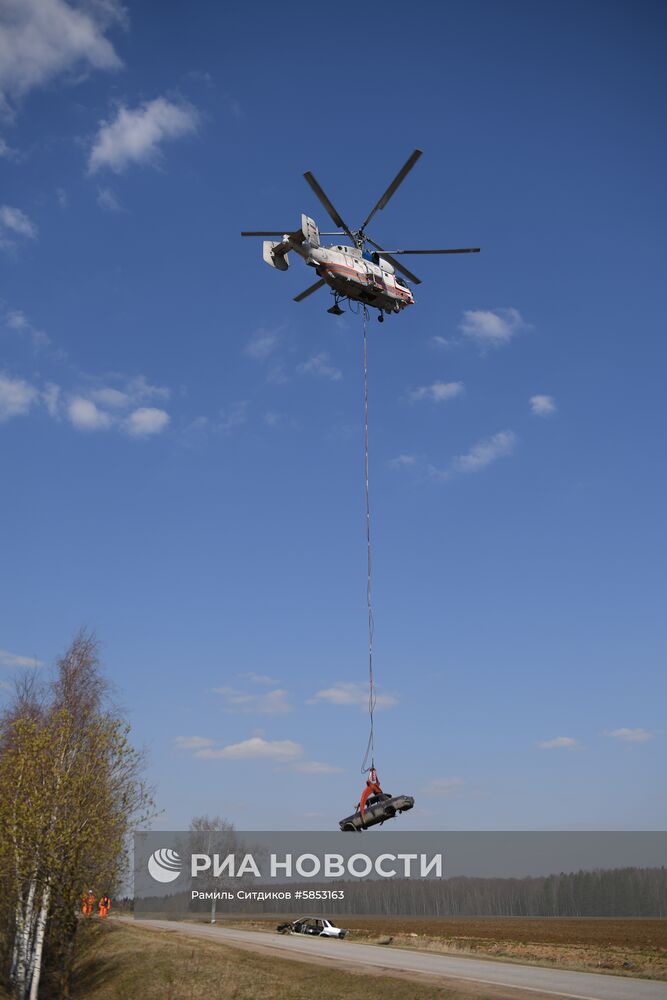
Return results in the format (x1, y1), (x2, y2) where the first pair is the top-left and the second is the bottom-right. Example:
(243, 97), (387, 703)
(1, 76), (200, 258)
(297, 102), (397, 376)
(82, 890), (95, 916)
(98, 894), (111, 919)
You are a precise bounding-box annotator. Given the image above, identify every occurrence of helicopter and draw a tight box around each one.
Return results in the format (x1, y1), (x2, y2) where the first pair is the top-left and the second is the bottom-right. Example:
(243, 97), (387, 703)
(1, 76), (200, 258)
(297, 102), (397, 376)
(241, 149), (480, 322)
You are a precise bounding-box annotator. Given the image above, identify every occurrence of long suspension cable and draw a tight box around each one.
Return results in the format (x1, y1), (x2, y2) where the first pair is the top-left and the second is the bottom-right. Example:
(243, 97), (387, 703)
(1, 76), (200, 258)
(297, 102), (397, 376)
(361, 306), (376, 774)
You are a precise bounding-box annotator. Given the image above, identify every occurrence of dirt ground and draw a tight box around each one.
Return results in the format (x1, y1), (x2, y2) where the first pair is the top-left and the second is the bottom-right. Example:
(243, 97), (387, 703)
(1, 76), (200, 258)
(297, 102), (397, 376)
(229, 915), (667, 980)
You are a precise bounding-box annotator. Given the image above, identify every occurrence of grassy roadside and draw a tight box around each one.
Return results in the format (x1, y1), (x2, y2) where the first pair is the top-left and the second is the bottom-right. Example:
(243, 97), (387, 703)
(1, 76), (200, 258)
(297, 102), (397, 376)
(229, 916), (667, 980)
(66, 920), (541, 1000)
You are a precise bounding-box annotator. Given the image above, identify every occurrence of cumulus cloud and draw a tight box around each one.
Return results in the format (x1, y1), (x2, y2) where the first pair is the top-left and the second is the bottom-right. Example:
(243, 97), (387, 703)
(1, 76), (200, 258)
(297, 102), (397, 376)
(218, 401), (247, 433)
(537, 736), (579, 750)
(389, 454), (417, 469)
(0, 205), (37, 239)
(88, 97), (199, 174)
(195, 736), (303, 761)
(67, 396), (113, 431)
(0, 648), (42, 668)
(0, 206), (37, 250)
(123, 406), (170, 437)
(0, 0), (125, 115)
(451, 430), (516, 474)
(459, 308), (527, 347)
(245, 328), (281, 362)
(4, 308), (50, 350)
(297, 352), (342, 381)
(239, 672), (278, 686)
(42, 383), (61, 418)
(0, 373), (38, 421)
(63, 377), (170, 436)
(213, 686), (292, 715)
(420, 777), (465, 797)
(607, 728), (653, 744)
(430, 335), (453, 349)
(407, 381), (464, 404)
(96, 186), (124, 212)
(174, 735), (215, 751)
(309, 681), (398, 710)
(530, 394), (557, 416)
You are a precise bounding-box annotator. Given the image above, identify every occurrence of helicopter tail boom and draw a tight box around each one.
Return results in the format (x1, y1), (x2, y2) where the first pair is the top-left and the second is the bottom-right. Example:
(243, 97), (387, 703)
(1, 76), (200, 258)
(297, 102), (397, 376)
(262, 215), (321, 271)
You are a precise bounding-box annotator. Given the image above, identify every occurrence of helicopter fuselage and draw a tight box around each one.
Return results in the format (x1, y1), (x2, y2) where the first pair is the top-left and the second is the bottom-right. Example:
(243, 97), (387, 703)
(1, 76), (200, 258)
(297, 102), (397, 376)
(263, 216), (414, 316)
(309, 243), (414, 314)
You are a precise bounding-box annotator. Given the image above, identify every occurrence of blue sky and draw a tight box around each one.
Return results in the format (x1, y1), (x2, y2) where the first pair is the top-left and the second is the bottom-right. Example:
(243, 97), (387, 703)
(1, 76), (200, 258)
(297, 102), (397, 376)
(1, 0), (665, 831)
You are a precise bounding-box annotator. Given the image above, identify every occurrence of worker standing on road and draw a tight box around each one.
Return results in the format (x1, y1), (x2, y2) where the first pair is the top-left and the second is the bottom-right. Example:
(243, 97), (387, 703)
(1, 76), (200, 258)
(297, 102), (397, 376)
(82, 890), (95, 916)
(98, 894), (111, 919)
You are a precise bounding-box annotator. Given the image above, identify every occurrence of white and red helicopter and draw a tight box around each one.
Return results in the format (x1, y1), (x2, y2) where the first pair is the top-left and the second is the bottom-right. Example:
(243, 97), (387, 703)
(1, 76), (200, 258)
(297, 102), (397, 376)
(242, 149), (479, 322)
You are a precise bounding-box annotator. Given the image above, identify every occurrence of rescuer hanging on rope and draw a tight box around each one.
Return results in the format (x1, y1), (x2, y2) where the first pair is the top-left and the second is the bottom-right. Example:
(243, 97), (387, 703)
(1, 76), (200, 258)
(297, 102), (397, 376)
(338, 309), (414, 832)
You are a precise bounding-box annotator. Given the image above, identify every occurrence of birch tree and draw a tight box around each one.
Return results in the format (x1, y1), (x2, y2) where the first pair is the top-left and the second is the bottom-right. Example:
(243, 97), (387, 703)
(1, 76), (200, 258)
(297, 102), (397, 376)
(0, 630), (153, 999)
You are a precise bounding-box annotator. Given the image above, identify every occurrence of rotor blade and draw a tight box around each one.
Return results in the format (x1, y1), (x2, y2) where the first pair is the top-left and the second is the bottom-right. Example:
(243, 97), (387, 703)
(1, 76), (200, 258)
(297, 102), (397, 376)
(376, 247), (480, 255)
(241, 231), (291, 236)
(303, 172), (355, 241)
(366, 237), (422, 285)
(359, 149), (423, 232)
(293, 278), (326, 303)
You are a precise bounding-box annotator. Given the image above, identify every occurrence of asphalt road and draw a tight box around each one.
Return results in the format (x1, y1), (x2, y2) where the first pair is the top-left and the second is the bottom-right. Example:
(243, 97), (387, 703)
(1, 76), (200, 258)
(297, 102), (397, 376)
(125, 917), (667, 1000)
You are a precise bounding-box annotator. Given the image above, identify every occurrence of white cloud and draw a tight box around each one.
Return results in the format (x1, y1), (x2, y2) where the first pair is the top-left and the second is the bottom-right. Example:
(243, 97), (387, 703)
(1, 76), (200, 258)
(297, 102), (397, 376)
(407, 381), (464, 404)
(3, 308), (50, 349)
(96, 186), (123, 212)
(451, 430), (516, 474)
(67, 396), (113, 431)
(459, 308), (526, 347)
(291, 760), (343, 774)
(0, 205), (37, 249)
(421, 777), (465, 797)
(240, 672), (278, 686)
(90, 386), (129, 408)
(0, 0), (125, 115)
(607, 728), (653, 744)
(0, 373), (38, 421)
(0, 648), (42, 668)
(530, 394), (557, 417)
(538, 736), (579, 750)
(297, 352), (342, 381)
(0, 137), (17, 159)
(213, 686), (292, 715)
(0, 206), (36, 239)
(431, 335), (453, 349)
(42, 383), (61, 418)
(218, 401), (247, 433)
(245, 328), (281, 362)
(389, 454), (417, 469)
(88, 97), (199, 174)
(174, 735), (215, 751)
(309, 681), (398, 710)
(124, 406), (170, 437)
(196, 736), (303, 761)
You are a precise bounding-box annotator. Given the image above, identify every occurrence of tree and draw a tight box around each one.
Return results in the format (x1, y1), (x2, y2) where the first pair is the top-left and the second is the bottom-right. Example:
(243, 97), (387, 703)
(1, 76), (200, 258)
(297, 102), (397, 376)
(0, 630), (153, 999)
(188, 815), (236, 924)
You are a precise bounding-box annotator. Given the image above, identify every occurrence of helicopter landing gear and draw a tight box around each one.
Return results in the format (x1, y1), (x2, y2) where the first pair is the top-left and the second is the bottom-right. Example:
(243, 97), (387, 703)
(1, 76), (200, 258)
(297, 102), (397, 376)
(377, 311), (384, 323)
(327, 299), (344, 316)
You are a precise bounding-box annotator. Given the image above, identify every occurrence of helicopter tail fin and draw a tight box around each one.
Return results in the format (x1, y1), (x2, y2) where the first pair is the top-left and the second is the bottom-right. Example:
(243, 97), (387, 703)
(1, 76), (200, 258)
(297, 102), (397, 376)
(263, 240), (290, 271)
(263, 216), (319, 271)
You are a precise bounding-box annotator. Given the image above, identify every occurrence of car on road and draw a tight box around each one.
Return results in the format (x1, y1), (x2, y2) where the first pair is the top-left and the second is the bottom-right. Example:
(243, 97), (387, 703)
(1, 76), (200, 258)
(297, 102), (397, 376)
(339, 792), (415, 831)
(276, 916), (348, 939)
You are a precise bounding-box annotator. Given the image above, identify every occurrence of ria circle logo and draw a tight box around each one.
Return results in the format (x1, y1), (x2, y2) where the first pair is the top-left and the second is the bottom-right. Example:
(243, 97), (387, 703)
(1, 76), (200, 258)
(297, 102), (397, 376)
(147, 848), (183, 883)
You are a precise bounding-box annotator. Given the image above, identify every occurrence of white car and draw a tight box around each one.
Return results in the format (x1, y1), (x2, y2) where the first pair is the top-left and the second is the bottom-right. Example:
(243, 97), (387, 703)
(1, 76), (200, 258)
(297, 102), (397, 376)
(276, 916), (347, 939)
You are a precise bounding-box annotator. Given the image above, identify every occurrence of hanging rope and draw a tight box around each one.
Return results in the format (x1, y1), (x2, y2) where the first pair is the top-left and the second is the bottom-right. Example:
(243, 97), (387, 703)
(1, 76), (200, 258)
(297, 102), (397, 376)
(361, 306), (376, 774)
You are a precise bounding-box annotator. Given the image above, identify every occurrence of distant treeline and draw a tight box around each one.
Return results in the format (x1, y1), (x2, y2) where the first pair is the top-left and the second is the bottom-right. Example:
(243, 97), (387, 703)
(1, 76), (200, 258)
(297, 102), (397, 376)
(139, 866), (667, 919)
